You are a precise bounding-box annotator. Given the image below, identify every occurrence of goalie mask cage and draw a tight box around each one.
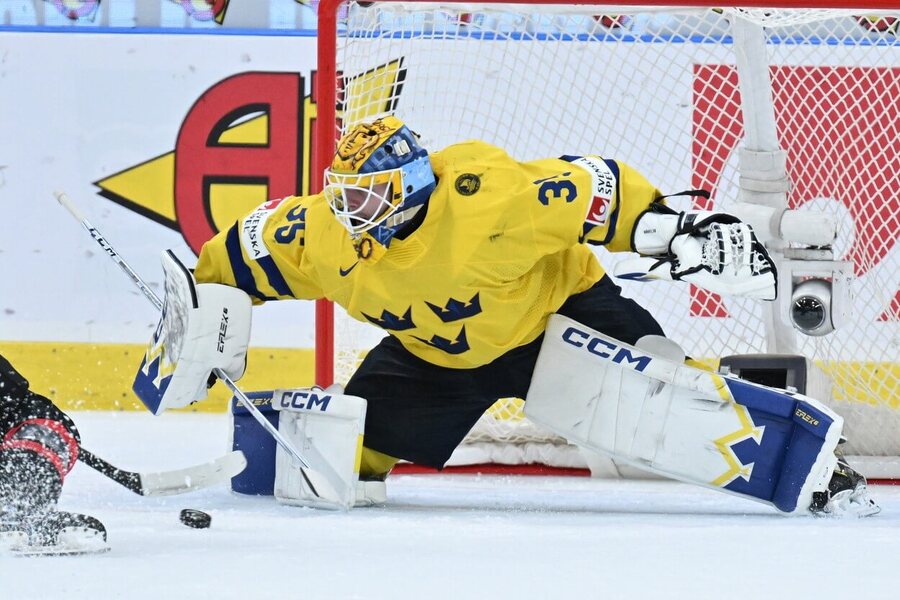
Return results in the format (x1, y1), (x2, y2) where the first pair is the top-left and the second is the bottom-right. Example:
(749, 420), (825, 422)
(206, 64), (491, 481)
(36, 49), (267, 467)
(314, 1), (900, 479)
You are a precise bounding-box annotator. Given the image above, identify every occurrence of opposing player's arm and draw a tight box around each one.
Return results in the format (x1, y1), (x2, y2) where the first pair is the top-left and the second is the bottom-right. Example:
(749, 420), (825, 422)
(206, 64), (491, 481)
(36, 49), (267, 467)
(194, 195), (325, 302)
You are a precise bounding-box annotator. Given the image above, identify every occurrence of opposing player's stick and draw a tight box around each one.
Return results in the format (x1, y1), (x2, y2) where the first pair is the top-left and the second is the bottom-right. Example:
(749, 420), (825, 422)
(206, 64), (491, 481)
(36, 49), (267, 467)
(55, 192), (338, 502)
(79, 447), (247, 496)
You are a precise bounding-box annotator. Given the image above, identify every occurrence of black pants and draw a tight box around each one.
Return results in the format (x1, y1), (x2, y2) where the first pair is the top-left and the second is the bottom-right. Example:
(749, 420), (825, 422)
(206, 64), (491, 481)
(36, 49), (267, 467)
(345, 276), (665, 468)
(1, 354), (78, 441)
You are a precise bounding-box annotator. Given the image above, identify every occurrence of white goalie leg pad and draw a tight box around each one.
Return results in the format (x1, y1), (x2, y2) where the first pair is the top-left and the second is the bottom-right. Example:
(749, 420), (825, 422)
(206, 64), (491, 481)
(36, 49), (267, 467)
(525, 314), (843, 514)
(133, 250), (251, 414)
(272, 388), (367, 510)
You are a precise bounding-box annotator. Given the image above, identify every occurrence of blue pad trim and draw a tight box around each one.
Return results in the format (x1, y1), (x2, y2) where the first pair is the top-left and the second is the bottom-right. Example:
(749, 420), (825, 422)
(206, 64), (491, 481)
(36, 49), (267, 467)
(133, 339), (170, 415)
(722, 377), (836, 512)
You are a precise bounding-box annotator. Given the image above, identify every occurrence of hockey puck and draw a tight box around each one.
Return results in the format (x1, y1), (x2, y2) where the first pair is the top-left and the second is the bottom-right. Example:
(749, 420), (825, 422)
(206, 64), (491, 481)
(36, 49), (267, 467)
(179, 509), (211, 529)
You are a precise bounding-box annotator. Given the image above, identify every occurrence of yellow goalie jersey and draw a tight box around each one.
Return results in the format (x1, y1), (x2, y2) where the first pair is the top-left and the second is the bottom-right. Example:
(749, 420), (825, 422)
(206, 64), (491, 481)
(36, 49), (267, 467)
(194, 141), (663, 369)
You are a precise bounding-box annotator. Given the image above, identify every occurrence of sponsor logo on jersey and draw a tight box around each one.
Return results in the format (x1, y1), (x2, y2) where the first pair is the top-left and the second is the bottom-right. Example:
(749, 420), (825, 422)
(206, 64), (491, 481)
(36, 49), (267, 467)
(339, 262), (358, 276)
(339, 261), (359, 277)
(572, 157), (615, 225)
(560, 326), (651, 372)
(587, 196), (610, 223)
(240, 198), (285, 260)
(454, 173), (481, 196)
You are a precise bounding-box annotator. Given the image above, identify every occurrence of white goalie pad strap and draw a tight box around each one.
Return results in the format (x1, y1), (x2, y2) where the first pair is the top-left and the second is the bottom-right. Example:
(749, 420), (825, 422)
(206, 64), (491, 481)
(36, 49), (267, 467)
(133, 250), (252, 415)
(631, 210), (682, 255)
(525, 314), (843, 514)
(272, 389), (367, 510)
(631, 210), (730, 257)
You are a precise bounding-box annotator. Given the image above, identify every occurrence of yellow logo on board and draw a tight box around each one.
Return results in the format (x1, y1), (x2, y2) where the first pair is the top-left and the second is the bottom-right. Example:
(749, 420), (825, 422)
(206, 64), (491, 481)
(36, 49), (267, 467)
(95, 60), (407, 255)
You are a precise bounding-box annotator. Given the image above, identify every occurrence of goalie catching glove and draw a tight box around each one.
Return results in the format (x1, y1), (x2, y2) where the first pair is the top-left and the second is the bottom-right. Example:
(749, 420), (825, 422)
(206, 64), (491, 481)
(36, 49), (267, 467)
(615, 203), (777, 300)
(133, 251), (252, 415)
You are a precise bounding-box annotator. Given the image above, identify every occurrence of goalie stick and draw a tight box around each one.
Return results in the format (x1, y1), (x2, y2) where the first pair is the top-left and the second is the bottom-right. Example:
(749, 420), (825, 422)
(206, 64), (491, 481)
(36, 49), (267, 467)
(55, 191), (339, 503)
(78, 447), (247, 496)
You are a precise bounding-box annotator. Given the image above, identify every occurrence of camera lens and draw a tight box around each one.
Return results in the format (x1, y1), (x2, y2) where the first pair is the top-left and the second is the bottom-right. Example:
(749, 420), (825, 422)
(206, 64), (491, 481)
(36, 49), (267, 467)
(791, 296), (827, 332)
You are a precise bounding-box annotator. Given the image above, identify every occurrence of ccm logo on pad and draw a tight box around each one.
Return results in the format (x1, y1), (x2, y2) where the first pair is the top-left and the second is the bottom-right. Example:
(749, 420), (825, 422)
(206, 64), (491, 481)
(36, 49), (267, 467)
(276, 390), (331, 411)
(561, 327), (651, 372)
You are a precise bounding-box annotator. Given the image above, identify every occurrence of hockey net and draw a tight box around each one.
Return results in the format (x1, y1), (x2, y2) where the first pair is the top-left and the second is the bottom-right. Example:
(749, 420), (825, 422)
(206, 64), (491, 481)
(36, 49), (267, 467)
(314, 1), (900, 478)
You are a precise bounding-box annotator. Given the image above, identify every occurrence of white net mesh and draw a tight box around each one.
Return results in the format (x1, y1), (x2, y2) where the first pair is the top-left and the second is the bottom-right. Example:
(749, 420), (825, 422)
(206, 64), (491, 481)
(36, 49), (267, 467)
(322, 2), (900, 475)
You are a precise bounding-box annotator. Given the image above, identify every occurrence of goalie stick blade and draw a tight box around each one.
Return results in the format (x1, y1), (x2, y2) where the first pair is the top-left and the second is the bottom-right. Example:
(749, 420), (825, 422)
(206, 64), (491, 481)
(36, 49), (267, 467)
(138, 451), (248, 496)
(299, 465), (347, 509)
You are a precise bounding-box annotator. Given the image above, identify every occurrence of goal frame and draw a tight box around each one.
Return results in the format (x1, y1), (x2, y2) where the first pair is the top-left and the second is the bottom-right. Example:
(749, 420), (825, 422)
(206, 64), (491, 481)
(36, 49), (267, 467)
(311, 0), (899, 481)
(312, 0), (898, 387)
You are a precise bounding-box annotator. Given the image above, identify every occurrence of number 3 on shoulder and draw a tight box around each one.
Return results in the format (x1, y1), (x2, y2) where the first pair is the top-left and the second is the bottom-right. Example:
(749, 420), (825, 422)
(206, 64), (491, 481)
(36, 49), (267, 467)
(535, 174), (577, 206)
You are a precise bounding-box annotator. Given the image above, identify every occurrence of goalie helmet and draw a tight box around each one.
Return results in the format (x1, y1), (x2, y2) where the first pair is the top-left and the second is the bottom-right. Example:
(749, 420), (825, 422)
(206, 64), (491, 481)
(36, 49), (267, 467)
(324, 116), (436, 245)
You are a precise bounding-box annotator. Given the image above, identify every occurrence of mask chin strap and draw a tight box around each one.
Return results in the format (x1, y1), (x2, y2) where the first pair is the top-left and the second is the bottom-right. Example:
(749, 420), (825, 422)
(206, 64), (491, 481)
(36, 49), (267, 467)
(384, 203), (423, 231)
(365, 203), (425, 248)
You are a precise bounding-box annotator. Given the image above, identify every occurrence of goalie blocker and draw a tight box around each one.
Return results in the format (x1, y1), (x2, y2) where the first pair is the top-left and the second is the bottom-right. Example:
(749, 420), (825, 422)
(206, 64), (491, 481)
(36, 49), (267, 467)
(526, 314), (871, 515)
(133, 251), (252, 414)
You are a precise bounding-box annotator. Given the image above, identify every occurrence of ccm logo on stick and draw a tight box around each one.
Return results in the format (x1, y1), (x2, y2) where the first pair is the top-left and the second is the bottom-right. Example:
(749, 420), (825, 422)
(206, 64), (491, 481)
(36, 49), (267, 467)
(277, 391), (332, 411)
(561, 327), (651, 372)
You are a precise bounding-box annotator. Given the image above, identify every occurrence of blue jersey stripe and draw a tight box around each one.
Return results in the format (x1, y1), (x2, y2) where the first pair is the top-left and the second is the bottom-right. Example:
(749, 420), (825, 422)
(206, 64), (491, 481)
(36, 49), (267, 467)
(224, 226), (273, 302)
(561, 155), (620, 245)
(599, 159), (621, 245)
(257, 255), (292, 297)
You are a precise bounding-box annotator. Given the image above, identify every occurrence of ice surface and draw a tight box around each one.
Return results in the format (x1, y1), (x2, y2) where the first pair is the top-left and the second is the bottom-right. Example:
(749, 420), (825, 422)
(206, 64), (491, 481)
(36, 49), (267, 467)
(2, 412), (899, 599)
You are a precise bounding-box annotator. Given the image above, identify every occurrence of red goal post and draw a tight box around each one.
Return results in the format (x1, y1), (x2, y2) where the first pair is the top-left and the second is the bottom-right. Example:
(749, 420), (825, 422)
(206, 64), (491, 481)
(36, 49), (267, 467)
(312, 1), (900, 477)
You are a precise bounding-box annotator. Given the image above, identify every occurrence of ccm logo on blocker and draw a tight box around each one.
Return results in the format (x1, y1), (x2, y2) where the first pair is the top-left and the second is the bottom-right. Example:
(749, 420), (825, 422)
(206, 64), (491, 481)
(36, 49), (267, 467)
(561, 327), (651, 372)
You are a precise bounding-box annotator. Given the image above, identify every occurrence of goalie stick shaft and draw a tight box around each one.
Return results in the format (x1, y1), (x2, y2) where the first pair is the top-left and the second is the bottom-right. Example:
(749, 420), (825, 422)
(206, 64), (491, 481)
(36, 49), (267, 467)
(55, 193), (164, 313)
(54, 192), (323, 496)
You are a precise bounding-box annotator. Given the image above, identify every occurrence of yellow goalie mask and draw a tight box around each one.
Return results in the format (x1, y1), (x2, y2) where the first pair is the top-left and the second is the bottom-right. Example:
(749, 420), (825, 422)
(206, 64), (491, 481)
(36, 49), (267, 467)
(324, 117), (436, 245)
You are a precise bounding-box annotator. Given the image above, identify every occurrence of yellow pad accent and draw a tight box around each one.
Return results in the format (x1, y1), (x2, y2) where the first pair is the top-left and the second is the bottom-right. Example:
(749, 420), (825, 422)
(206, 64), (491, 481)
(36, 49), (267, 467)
(359, 446), (399, 480)
(685, 357), (716, 371)
(711, 404), (766, 487)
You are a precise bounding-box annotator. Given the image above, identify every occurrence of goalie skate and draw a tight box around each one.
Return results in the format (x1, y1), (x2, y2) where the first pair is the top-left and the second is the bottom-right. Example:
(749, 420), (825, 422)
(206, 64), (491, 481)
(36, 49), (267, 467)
(809, 457), (880, 518)
(0, 510), (110, 556)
